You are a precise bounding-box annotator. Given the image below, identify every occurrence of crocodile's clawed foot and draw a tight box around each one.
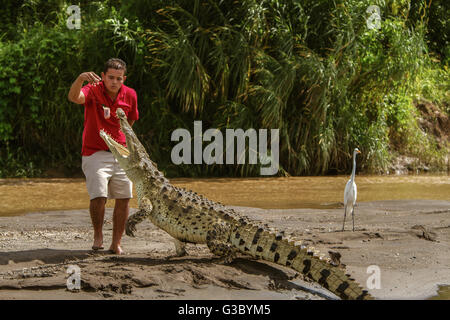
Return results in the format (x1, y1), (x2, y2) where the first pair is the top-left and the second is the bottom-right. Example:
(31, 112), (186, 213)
(170, 239), (187, 258)
(165, 248), (188, 260)
(175, 249), (188, 257)
(165, 251), (188, 260)
(214, 255), (236, 265)
(125, 220), (137, 237)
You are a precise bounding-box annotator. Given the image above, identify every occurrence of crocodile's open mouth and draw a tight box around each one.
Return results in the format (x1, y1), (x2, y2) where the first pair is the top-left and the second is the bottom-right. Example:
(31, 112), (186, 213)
(99, 130), (130, 158)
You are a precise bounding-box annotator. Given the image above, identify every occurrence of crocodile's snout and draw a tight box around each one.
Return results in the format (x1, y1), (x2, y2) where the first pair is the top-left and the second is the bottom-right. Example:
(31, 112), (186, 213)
(116, 108), (126, 118)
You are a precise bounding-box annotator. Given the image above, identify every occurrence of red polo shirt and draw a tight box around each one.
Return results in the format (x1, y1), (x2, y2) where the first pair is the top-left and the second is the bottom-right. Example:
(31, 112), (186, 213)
(81, 81), (138, 156)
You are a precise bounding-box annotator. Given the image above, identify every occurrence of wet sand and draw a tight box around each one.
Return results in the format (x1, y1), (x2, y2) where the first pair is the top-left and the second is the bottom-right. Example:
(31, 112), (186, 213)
(1, 200), (449, 300)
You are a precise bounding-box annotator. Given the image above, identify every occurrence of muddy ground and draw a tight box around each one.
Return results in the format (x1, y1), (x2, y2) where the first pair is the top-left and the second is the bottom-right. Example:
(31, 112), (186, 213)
(0, 200), (449, 300)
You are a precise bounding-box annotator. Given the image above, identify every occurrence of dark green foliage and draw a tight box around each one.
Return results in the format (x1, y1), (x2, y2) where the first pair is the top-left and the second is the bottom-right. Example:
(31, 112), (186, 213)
(0, 0), (448, 177)
(409, 0), (449, 65)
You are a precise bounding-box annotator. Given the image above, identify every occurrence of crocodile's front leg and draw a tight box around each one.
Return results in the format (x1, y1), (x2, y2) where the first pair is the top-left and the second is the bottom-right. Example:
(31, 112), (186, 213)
(173, 238), (187, 256)
(165, 238), (188, 260)
(126, 196), (153, 237)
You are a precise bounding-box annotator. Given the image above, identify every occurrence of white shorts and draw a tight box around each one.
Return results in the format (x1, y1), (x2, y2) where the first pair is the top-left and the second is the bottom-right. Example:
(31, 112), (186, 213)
(82, 150), (133, 200)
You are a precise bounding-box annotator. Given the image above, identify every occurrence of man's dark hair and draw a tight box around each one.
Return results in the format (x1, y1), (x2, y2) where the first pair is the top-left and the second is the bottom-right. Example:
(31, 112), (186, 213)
(104, 58), (127, 74)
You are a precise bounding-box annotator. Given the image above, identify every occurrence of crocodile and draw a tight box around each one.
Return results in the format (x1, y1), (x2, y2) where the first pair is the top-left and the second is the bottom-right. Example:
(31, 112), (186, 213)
(99, 108), (373, 300)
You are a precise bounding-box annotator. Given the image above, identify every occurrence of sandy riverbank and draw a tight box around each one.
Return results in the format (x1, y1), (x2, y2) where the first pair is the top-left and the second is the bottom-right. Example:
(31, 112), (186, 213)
(0, 200), (449, 300)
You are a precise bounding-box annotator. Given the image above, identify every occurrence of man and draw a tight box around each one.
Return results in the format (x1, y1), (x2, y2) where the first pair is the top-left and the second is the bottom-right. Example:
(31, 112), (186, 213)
(68, 58), (138, 255)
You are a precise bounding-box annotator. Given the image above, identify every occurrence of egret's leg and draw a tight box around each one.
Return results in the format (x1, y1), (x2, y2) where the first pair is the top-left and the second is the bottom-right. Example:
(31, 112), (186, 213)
(342, 205), (347, 231)
(352, 207), (355, 232)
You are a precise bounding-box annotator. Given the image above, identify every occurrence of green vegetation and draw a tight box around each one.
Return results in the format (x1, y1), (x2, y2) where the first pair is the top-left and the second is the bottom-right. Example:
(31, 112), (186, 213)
(0, 0), (448, 178)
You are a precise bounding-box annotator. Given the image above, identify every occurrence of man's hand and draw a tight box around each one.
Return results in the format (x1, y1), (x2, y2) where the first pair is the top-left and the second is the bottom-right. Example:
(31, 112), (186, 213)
(68, 71), (101, 104)
(78, 71), (101, 86)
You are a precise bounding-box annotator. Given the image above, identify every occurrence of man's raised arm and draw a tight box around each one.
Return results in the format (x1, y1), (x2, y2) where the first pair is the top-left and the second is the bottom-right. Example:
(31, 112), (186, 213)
(68, 72), (101, 105)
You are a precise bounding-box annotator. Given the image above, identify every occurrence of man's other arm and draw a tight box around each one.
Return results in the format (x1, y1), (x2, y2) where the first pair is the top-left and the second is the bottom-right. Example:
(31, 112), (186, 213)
(127, 90), (138, 127)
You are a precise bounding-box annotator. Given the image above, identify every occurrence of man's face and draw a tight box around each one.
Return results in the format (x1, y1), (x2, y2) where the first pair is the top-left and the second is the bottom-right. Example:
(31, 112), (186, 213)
(101, 68), (126, 94)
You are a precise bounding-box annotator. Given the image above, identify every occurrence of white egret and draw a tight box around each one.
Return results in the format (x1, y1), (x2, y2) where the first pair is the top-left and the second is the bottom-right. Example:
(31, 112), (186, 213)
(342, 148), (361, 232)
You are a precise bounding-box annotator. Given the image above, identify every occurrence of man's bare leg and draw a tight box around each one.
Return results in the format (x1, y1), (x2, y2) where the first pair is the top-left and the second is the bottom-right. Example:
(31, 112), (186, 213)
(109, 198), (130, 254)
(90, 197), (107, 249)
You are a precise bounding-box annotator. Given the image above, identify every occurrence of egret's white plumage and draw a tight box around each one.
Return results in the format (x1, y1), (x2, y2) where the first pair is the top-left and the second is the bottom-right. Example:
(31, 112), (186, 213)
(342, 148), (361, 231)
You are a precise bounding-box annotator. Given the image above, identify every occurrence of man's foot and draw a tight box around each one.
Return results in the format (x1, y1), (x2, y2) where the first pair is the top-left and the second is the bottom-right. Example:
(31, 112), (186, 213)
(108, 245), (124, 255)
(92, 238), (104, 250)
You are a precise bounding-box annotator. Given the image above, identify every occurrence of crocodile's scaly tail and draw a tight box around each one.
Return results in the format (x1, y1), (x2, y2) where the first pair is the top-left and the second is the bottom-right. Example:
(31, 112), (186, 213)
(230, 224), (372, 300)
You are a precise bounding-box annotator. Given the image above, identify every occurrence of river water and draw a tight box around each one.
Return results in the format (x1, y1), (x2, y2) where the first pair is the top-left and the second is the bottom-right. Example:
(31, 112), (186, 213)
(0, 175), (448, 217)
(0, 174), (449, 299)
